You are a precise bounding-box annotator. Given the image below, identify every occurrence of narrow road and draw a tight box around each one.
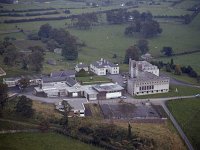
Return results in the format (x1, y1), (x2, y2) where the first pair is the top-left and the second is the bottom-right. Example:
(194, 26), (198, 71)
(161, 102), (194, 150)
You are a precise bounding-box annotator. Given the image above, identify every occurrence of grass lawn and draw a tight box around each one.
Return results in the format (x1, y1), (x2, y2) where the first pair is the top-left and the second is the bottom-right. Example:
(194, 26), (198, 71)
(115, 120), (187, 150)
(135, 84), (200, 99)
(158, 52), (200, 75)
(0, 132), (102, 150)
(162, 71), (200, 85)
(167, 98), (200, 150)
(76, 76), (112, 85)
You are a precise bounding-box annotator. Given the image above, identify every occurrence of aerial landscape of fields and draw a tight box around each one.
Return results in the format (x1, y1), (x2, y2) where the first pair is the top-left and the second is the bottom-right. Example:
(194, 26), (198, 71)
(0, 0), (200, 149)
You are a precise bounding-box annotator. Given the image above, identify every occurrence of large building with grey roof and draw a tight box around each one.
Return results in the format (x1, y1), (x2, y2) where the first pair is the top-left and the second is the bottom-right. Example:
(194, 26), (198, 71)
(127, 59), (169, 96)
(90, 58), (119, 75)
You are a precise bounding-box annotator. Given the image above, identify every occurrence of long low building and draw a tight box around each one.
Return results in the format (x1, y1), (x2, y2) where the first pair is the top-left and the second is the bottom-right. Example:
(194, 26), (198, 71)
(34, 82), (125, 100)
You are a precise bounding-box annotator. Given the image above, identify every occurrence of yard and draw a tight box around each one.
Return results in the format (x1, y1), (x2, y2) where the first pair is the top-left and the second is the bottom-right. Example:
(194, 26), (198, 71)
(76, 76), (112, 85)
(0, 132), (102, 150)
(167, 98), (200, 150)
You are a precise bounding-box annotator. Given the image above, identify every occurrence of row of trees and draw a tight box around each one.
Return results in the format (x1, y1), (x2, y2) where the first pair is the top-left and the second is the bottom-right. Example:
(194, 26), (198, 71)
(152, 59), (200, 82)
(0, 38), (44, 72)
(123, 11), (162, 38)
(38, 23), (80, 60)
(71, 13), (98, 29)
(0, 11), (60, 17)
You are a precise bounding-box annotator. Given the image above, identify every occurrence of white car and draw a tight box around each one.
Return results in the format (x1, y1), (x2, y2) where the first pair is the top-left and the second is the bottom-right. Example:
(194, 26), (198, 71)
(120, 96), (127, 99)
(195, 94), (200, 97)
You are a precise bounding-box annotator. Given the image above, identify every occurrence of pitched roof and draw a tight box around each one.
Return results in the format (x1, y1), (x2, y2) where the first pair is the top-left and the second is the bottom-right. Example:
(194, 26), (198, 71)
(76, 63), (88, 68)
(66, 77), (79, 87)
(42, 76), (67, 83)
(91, 58), (118, 68)
(50, 70), (75, 78)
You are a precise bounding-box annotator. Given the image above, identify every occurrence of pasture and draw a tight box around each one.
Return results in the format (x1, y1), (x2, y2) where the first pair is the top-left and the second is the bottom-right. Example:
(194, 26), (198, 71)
(167, 98), (200, 150)
(0, 0), (199, 81)
(0, 132), (102, 150)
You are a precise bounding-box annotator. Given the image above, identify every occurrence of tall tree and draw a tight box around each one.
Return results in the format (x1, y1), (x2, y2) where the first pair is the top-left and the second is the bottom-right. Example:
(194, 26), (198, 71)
(3, 44), (18, 66)
(16, 96), (34, 118)
(60, 101), (72, 130)
(0, 83), (8, 116)
(38, 23), (52, 38)
(161, 47), (173, 56)
(127, 122), (132, 139)
(174, 65), (182, 75)
(136, 39), (149, 54)
(29, 51), (44, 72)
(124, 46), (140, 64)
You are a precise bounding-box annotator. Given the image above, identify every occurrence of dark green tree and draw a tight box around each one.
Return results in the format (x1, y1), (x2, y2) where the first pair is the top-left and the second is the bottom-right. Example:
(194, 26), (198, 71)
(0, 83), (8, 116)
(38, 23), (52, 38)
(29, 50), (44, 72)
(60, 101), (72, 130)
(161, 47), (173, 56)
(16, 96), (34, 118)
(137, 39), (149, 54)
(128, 122), (132, 139)
(124, 46), (140, 64)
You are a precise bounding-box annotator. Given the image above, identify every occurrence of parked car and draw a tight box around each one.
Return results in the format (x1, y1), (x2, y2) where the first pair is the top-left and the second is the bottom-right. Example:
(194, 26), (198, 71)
(120, 96), (127, 99)
(195, 94), (200, 97)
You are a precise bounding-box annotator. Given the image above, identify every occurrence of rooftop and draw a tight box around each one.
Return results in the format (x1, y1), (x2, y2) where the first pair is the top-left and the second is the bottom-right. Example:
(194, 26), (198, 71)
(42, 76), (67, 83)
(63, 98), (88, 111)
(91, 58), (118, 68)
(76, 63), (88, 68)
(50, 70), (75, 78)
(66, 77), (79, 87)
(131, 71), (169, 82)
(93, 83), (124, 92)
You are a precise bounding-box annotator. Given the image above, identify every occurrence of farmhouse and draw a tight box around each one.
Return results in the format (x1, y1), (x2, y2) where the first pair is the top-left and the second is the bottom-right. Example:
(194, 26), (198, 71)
(127, 59), (170, 96)
(90, 58), (119, 76)
(0, 67), (6, 77)
(75, 62), (89, 72)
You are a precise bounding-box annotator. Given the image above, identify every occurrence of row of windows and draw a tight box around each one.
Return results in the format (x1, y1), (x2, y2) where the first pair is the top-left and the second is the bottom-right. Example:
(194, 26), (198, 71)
(139, 85), (154, 91)
(136, 89), (168, 94)
(136, 80), (168, 86)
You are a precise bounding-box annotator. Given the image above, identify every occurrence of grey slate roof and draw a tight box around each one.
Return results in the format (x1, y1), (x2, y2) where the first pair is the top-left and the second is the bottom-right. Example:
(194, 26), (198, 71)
(42, 76), (67, 83)
(76, 63), (88, 68)
(50, 70), (75, 78)
(91, 59), (118, 68)
(66, 77), (78, 87)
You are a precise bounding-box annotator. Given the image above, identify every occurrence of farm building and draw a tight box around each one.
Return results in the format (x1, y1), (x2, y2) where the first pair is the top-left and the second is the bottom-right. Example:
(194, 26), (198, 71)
(127, 59), (170, 96)
(75, 62), (89, 72)
(90, 58), (119, 76)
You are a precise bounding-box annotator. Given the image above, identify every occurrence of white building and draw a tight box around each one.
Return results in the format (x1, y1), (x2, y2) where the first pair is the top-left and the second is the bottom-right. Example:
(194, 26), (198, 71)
(90, 58), (119, 76)
(127, 59), (169, 96)
(75, 62), (89, 72)
(129, 59), (159, 77)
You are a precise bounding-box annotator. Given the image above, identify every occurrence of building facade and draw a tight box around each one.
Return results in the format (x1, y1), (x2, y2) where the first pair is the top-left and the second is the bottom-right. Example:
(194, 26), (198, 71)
(75, 63), (89, 72)
(127, 59), (170, 96)
(90, 58), (119, 76)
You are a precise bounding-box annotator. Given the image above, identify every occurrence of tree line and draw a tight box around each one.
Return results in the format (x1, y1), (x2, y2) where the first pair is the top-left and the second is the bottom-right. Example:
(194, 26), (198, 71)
(151, 59), (200, 82)
(37, 23), (81, 60)
(0, 37), (45, 72)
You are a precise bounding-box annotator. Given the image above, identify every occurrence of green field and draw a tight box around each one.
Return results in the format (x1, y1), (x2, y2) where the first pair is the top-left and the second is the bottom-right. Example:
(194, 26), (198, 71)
(0, 132), (102, 150)
(135, 85), (200, 99)
(167, 98), (200, 150)
(0, 0), (200, 81)
(76, 76), (112, 85)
